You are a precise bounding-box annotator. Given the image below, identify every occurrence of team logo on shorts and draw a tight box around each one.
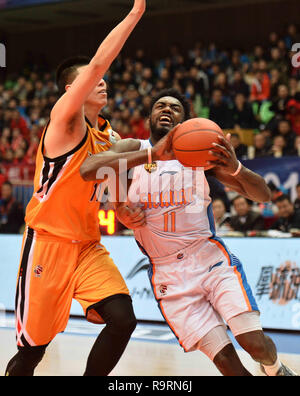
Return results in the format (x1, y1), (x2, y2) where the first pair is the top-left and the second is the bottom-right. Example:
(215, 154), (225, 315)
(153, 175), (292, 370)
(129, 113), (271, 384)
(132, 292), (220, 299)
(34, 265), (43, 278)
(159, 285), (168, 296)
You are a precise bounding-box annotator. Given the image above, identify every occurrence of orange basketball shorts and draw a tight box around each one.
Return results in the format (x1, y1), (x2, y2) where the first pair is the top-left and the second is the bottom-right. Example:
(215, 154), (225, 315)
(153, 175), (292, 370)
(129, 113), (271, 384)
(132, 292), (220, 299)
(15, 227), (129, 347)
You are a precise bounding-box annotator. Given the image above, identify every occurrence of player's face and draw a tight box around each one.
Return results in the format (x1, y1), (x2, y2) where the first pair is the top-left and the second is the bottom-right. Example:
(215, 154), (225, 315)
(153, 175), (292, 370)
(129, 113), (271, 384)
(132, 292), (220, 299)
(76, 66), (108, 108)
(150, 96), (184, 139)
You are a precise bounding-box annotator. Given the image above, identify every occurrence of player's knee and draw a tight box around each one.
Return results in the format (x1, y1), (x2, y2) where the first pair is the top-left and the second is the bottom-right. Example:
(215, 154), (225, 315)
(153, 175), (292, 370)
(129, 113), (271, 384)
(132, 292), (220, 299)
(236, 331), (269, 360)
(109, 307), (137, 336)
(5, 345), (46, 376)
(96, 295), (137, 336)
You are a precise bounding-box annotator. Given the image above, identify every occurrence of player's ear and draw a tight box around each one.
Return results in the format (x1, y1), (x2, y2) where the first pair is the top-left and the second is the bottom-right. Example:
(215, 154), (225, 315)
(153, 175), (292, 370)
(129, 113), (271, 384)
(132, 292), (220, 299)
(65, 84), (72, 92)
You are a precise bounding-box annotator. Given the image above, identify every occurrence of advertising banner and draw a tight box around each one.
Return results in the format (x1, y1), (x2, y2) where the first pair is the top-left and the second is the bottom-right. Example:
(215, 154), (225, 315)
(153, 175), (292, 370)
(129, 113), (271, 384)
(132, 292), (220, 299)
(243, 156), (300, 202)
(1, 235), (300, 331)
(0, 0), (67, 9)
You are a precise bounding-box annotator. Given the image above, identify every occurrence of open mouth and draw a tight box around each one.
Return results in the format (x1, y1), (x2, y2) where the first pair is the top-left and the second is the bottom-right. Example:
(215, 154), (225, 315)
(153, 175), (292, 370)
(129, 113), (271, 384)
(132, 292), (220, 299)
(158, 114), (173, 126)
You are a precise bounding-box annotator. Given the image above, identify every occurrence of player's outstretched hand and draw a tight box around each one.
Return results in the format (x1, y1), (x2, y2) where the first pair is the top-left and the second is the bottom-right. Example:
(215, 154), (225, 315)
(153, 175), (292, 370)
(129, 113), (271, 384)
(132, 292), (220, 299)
(116, 204), (146, 230)
(206, 133), (240, 174)
(152, 124), (181, 162)
(132, 0), (146, 15)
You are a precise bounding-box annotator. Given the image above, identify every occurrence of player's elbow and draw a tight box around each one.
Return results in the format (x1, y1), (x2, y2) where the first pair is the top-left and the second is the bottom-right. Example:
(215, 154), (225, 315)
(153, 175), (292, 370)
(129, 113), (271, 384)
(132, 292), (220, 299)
(262, 187), (272, 203)
(80, 161), (94, 182)
(256, 185), (272, 203)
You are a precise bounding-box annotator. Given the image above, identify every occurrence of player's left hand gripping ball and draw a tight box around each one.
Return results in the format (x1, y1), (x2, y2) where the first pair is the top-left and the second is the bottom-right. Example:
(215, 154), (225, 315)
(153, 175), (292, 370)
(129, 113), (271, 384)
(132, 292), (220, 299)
(207, 133), (240, 174)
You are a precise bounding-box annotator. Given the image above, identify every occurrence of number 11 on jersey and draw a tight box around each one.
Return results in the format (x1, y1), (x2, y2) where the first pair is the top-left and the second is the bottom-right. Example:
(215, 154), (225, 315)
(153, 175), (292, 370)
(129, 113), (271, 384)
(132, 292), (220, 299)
(164, 211), (176, 232)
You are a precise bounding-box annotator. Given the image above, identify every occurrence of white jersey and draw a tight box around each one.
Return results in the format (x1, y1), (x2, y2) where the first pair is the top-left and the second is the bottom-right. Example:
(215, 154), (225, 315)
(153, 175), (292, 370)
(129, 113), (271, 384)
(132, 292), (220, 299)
(128, 140), (215, 258)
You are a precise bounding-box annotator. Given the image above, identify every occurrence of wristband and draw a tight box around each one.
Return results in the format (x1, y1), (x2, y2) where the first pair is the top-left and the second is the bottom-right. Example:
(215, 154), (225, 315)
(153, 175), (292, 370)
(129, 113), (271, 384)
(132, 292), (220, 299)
(230, 161), (242, 177)
(148, 147), (152, 164)
(144, 147), (157, 173)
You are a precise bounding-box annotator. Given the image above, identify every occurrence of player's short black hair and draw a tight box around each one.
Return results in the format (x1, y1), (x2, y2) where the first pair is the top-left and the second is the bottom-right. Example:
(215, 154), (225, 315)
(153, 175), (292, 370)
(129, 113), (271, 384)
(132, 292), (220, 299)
(275, 194), (291, 204)
(150, 88), (191, 121)
(55, 56), (91, 96)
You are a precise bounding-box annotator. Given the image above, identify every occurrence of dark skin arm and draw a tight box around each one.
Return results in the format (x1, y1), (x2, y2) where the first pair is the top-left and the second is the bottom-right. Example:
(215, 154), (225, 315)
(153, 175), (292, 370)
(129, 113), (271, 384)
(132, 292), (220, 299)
(80, 127), (176, 182)
(80, 128), (177, 228)
(207, 133), (271, 203)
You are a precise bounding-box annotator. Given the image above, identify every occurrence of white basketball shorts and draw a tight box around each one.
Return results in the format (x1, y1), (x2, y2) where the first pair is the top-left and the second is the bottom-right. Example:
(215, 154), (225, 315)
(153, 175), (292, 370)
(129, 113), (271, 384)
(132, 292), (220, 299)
(148, 236), (259, 352)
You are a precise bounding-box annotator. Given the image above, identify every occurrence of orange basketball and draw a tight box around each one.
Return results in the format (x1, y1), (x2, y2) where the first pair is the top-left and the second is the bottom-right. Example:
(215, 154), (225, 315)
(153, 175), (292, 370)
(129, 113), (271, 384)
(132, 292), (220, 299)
(173, 118), (224, 170)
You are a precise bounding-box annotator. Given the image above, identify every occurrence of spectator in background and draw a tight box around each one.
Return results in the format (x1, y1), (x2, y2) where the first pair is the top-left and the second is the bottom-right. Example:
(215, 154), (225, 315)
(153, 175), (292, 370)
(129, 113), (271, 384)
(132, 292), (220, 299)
(0, 169), (7, 196)
(269, 84), (291, 120)
(248, 133), (270, 159)
(276, 119), (296, 152)
(228, 70), (249, 99)
(209, 89), (233, 129)
(231, 93), (257, 129)
(230, 196), (264, 233)
(290, 135), (300, 156)
(269, 68), (286, 100)
(269, 135), (289, 157)
(129, 109), (149, 140)
(212, 198), (232, 235)
(271, 194), (300, 233)
(0, 181), (24, 234)
(268, 47), (288, 75)
(294, 183), (300, 212)
(10, 109), (29, 140)
(284, 23), (300, 50)
(230, 133), (248, 159)
(250, 70), (270, 103)
(286, 98), (300, 136)
(288, 77), (300, 101)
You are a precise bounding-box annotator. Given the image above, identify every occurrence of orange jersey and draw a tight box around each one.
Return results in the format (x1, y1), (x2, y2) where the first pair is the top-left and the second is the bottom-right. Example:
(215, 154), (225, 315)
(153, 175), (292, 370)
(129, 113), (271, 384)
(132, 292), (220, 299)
(25, 116), (113, 241)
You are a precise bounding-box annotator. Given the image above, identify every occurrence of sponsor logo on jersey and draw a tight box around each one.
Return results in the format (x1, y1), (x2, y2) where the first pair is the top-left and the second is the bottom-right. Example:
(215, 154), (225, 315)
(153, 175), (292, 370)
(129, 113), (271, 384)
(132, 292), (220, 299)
(159, 171), (178, 177)
(95, 141), (107, 146)
(208, 261), (224, 272)
(34, 265), (43, 278)
(159, 285), (168, 296)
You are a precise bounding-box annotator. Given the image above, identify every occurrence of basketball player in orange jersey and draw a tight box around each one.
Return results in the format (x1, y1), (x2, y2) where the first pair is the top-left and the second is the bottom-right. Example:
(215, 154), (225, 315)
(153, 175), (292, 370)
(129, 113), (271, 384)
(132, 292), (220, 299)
(80, 88), (298, 376)
(5, 0), (147, 377)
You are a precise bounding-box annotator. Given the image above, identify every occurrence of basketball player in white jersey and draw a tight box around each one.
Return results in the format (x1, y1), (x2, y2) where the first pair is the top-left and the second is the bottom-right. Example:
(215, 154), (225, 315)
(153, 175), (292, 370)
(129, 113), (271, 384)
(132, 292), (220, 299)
(80, 89), (298, 376)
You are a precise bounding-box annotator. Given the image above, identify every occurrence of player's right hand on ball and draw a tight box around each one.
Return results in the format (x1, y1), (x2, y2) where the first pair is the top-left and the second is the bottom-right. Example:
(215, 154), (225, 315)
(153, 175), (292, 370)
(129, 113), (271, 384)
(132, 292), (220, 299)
(116, 204), (146, 230)
(152, 124), (181, 162)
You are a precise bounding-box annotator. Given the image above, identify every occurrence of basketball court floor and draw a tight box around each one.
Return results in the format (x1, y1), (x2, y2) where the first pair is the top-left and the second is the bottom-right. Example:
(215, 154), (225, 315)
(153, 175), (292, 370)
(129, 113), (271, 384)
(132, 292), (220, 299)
(1, 313), (300, 376)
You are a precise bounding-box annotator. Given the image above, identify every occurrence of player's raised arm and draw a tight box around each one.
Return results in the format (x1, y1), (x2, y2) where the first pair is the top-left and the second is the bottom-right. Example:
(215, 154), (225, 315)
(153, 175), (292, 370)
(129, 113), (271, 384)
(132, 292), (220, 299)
(51, 0), (146, 124)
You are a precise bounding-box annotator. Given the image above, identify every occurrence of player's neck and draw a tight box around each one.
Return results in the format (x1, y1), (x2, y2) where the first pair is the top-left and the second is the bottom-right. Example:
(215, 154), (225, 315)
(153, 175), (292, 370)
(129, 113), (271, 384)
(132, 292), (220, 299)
(149, 134), (159, 146)
(84, 105), (103, 130)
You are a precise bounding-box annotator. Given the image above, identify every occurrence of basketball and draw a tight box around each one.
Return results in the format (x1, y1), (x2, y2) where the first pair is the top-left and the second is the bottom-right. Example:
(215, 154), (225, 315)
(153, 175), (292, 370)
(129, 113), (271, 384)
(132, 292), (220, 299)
(173, 118), (224, 169)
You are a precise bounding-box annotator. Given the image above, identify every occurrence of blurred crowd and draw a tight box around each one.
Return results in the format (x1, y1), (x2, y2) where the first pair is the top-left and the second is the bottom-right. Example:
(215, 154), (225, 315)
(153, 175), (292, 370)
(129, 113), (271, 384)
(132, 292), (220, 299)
(211, 183), (300, 238)
(0, 23), (300, 234)
(0, 23), (300, 168)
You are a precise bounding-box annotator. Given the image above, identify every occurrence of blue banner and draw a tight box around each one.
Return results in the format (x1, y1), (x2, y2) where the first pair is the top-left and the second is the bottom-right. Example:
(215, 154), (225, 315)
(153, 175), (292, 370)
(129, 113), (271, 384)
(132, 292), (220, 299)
(0, 0), (67, 9)
(243, 157), (300, 202)
(1, 235), (300, 330)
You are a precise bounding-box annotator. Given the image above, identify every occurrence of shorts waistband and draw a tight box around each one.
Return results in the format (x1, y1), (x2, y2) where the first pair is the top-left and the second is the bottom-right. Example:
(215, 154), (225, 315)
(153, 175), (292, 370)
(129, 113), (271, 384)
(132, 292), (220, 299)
(25, 226), (97, 245)
(150, 238), (208, 265)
